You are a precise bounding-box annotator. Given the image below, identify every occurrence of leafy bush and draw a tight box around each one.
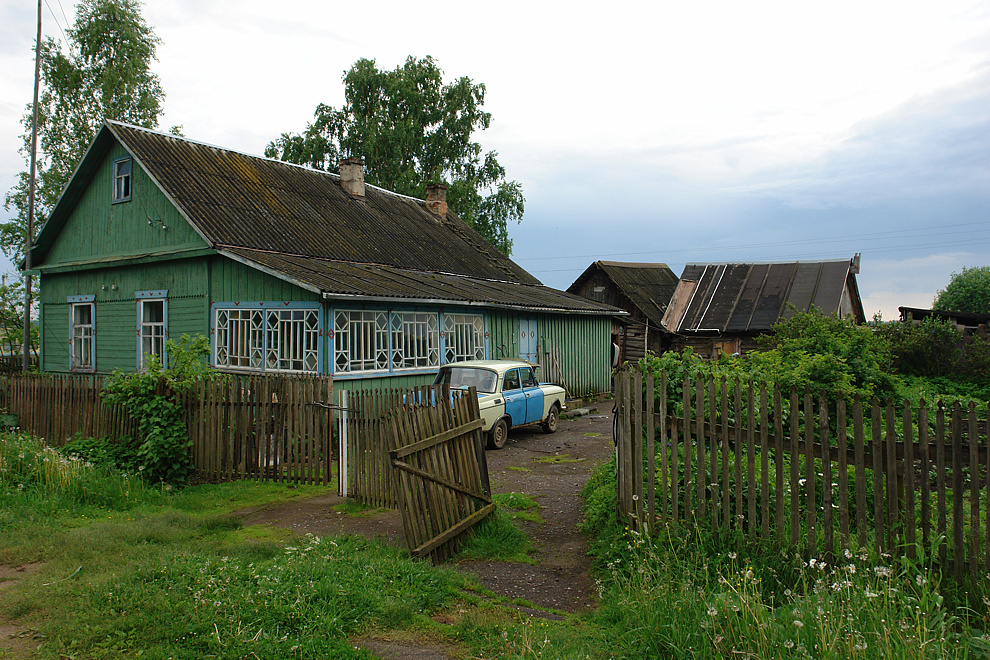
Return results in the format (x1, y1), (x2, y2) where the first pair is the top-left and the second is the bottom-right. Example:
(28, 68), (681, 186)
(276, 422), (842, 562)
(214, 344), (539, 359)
(102, 334), (222, 484)
(878, 316), (962, 378)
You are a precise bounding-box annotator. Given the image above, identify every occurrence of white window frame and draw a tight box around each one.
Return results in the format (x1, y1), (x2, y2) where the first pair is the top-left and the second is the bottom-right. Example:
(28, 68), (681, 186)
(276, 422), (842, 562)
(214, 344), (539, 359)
(136, 291), (167, 370)
(332, 308), (486, 376)
(113, 157), (132, 203)
(443, 313), (486, 364)
(213, 303), (321, 374)
(68, 295), (95, 372)
(333, 310), (389, 374)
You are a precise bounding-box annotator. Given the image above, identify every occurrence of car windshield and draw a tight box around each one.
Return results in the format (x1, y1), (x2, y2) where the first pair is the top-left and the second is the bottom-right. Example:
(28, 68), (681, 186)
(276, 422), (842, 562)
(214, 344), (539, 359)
(433, 367), (498, 394)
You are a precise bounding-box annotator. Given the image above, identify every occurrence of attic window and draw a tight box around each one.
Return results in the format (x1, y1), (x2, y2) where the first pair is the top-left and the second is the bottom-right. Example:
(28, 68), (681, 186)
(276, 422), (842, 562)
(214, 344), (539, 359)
(113, 157), (132, 203)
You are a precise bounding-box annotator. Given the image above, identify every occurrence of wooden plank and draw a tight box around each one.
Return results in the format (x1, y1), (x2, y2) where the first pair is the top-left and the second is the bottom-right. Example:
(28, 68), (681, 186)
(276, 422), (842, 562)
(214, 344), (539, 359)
(790, 388), (800, 546)
(952, 404), (964, 573)
(734, 382), (743, 531)
(747, 382), (756, 538)
(696, 377), (706, 521)
(837, 400), (849, 548)
(411, 503), (496, 558)
(872, 400), (884, 555)
(936, 403), (947, 567)
(391, 458), (492, 503)
(903, 400), (915, 559)
(774, 387), (784, 539)
(805, 390), (816, 554)
(683, 374), (692, 521)
(886, 399), (899, 552)
(854, 397), (866, 549)
(921, 399), (933, 558)
(709, 379), (719, 529)
(820, 395), (833, 565)
(646, 373), (656, 529)
(394, 419), (485, 458)
(760, 386), (769, 537)
(633, 371), (644, 526)
(969, 403), (979, 579)
(659, 372), (669, 524)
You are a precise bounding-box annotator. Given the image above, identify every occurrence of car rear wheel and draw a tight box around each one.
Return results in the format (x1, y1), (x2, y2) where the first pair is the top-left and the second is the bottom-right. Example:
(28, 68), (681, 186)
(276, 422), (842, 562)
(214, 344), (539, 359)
(541, 404), (559, 434)
(488, 418), (508, 449)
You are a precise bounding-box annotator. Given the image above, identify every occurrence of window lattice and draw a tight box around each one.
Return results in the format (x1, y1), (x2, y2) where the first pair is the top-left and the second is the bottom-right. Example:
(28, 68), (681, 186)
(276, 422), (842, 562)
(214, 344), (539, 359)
(334, 310), (388, 373)
(391, 312), (439, 369)
(214, 306), (319, 373)
(444, 314), (486, 363)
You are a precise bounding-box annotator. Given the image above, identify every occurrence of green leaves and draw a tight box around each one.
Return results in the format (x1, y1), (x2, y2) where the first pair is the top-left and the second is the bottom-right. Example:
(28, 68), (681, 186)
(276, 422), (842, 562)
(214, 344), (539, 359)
(266, 56), (524, 255)
(3, 0), (169, 267)
(102, 334), (219, 484)
(933, 265), (990, 314)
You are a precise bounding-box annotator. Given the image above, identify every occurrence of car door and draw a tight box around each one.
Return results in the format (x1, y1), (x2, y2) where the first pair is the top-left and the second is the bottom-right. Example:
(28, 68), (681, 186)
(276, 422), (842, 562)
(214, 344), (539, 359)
(520, 367), (545, 424)
(502, 369), (526, 426)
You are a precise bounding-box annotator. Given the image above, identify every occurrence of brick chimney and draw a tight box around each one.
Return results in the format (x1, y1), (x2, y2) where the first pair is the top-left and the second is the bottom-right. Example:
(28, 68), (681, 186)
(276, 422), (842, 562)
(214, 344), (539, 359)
(425, 183), (447, 218)
(339, 157), (365, 199)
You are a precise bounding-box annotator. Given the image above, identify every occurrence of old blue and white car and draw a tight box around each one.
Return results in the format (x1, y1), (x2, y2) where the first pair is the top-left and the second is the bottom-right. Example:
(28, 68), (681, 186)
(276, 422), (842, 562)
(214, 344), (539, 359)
(433, 359), (566, 449)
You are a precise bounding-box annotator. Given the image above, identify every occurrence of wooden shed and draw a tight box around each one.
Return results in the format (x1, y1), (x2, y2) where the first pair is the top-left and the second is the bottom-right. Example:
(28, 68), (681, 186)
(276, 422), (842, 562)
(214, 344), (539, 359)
(29, 121), (620, 395)
(567, 261), (679, 364)
(662, 257), (865, 357)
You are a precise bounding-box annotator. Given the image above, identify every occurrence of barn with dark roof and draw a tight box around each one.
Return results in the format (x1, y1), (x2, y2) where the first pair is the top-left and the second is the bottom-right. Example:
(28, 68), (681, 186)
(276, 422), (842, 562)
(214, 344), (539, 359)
(567, 261), (680, 363)
(30, 121), (619, 394)
(662, 258), (865, 357)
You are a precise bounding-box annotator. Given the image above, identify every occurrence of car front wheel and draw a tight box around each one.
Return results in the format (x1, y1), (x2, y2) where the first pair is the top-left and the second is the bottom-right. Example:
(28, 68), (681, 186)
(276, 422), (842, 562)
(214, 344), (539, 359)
(541, 404), (559, 434)
(488, 418), (509, 449)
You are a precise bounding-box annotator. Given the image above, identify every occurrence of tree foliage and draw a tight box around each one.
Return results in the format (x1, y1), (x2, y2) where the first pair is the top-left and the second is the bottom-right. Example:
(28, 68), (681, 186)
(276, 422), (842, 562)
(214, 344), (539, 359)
(266, 56), (524, 255)
(2, 0), (170, 266)
(932, 266), (990, 314)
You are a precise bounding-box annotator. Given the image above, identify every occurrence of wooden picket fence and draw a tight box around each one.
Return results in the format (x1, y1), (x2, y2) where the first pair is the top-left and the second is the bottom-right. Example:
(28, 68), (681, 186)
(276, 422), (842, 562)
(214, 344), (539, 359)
(614, 370), (990, 577)
(0, 372), (334, 484)
(387, 386), (493, 562)
(341, 385), (490, 509)
(0, 373), (138, 443)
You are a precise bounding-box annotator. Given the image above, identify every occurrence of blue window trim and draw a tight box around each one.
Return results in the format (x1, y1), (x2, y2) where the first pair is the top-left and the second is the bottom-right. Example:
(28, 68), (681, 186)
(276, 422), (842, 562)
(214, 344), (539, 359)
(329, 305), (488, 380)
(210, 301), (324, 374)
(112, 157), (132, 204)
(67, 294), (95, 303)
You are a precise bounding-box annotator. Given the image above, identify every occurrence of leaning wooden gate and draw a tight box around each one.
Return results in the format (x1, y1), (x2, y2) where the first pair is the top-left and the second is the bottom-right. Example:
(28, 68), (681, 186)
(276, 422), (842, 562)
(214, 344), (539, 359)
(386, 387), (494, 562)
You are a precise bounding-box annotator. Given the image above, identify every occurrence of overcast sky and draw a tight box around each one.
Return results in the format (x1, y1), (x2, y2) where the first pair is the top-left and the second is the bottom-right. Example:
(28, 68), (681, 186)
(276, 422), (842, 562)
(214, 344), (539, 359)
(1, 0), (988, 319)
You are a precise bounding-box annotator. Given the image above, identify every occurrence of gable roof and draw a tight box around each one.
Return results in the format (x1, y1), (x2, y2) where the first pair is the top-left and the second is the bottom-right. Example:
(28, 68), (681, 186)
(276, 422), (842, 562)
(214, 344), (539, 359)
(32, 121), (617, 315)
(662, 259), (864, 334)
(567, 261), (679, 327)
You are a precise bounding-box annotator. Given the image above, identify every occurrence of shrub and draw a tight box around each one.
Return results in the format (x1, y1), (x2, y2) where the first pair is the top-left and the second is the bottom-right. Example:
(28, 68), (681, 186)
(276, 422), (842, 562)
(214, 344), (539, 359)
(102, 334), (222, 484)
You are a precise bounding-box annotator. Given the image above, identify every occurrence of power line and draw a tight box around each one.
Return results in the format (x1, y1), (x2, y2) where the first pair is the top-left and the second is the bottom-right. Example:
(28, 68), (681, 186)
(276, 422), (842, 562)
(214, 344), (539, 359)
(524, 219), (990, 263)
(524, 236), (990, 275)
(43, 0), (70, 50)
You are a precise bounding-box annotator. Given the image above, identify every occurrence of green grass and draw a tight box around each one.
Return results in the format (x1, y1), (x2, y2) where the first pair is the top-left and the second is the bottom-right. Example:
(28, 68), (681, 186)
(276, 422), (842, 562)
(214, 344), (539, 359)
(494, 492), (542, 523)
(457, 508), (534, 563)
(533, 453), (584, 464)
(7, 429), (987, 659)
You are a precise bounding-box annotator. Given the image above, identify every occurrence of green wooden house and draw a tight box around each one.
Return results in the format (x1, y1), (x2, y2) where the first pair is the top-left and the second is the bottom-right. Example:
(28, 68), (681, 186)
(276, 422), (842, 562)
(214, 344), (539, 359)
(30, 121), (619, 395)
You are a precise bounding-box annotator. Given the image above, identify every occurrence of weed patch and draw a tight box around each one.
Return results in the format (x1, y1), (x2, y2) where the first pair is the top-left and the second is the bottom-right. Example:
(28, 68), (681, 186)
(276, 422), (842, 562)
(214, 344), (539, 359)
(533, 453), (584, 465)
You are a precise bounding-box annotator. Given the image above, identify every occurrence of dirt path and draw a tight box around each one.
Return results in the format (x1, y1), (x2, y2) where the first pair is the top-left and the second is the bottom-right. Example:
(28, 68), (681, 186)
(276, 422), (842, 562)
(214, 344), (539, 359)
(240, 405), (615, 614)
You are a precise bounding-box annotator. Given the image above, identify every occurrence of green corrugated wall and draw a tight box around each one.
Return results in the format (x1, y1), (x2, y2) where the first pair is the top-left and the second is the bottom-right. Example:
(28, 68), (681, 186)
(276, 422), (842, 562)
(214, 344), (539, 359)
(487, 310), (611, 397)
(41, 260), (209, 373)
(44, 143), (203, 265)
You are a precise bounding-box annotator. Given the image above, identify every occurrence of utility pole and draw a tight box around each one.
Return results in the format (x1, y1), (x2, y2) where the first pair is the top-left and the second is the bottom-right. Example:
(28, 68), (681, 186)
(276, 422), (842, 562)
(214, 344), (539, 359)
(23, 0), (41, 372)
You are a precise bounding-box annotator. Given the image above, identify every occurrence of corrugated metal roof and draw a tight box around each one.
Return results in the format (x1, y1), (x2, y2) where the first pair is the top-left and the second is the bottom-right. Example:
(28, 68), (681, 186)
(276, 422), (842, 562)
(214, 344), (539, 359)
(220, 248), (617, 313)
(666, 259), (861, 334)
(106, 122), (537, 285)
(566, 261), (678, 326)
(33, 122), (620, 314)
